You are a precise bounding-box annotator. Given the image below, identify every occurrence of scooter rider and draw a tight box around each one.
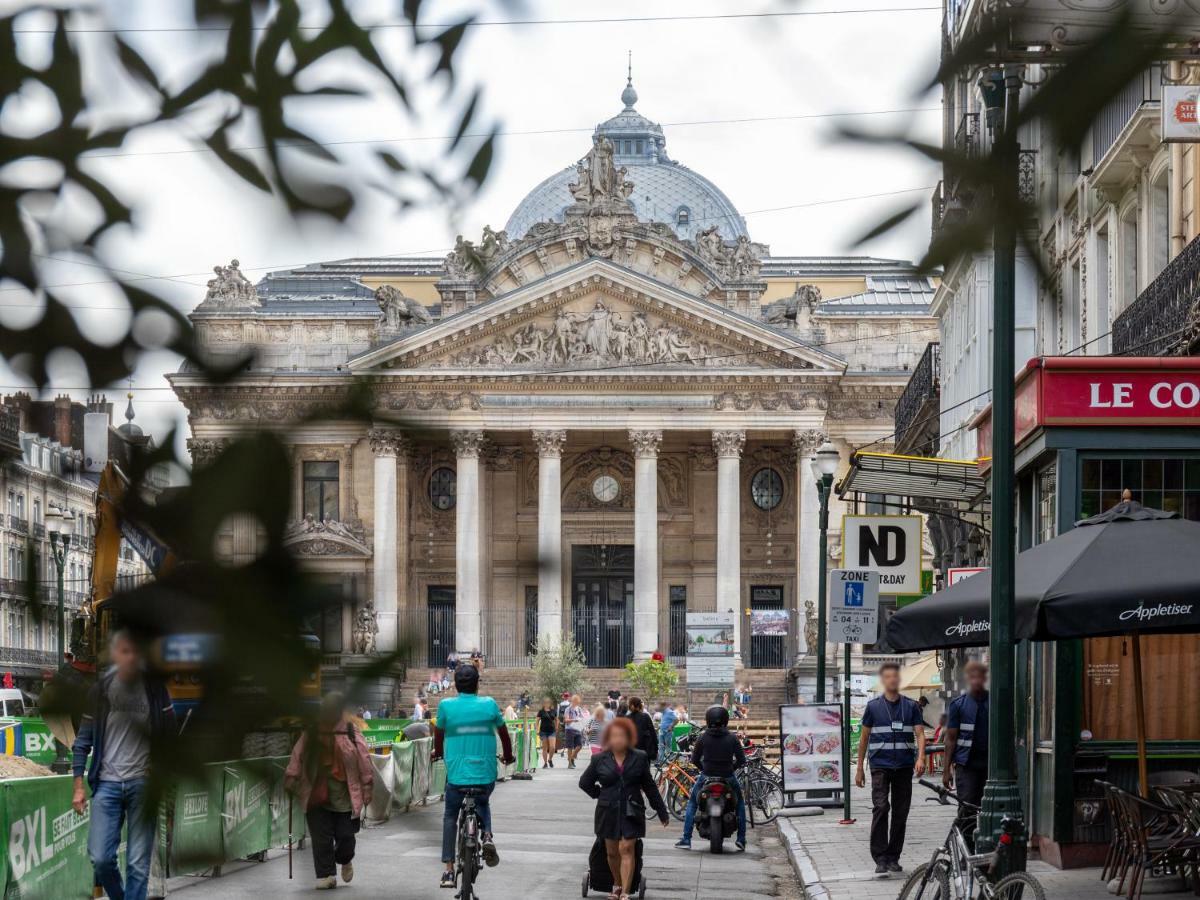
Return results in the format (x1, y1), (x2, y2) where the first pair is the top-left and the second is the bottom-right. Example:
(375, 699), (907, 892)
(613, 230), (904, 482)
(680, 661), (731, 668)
(675, 705), (747, 852)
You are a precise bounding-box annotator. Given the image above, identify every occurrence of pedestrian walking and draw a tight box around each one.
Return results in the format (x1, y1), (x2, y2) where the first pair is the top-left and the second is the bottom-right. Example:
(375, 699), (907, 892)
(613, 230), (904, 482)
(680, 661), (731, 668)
(536, 698), (558, 768)
(624, 697), (658, 762)
(657, 701), (677, 758)
(855, 662), (927, 875)
(72, 629), (177, 900)
(578, 717), (670, 900)
(943, 660), (989, 847)
(587, 704), (607, 754)
(564, 694), (588, 768)
(284, 692), (375, 890)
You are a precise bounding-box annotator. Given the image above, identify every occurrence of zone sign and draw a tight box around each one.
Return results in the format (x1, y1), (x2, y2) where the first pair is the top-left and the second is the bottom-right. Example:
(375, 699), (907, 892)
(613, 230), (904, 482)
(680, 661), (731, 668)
(841, 515), (922, 593)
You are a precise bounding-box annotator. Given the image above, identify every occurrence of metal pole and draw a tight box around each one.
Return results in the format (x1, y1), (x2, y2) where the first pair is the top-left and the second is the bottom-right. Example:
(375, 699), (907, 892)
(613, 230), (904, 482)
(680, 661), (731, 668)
(977, 62), (1027, 871)
(814, 476), (832, 703)
(55, 537), (66, 664)
(840, 641), (854, 823)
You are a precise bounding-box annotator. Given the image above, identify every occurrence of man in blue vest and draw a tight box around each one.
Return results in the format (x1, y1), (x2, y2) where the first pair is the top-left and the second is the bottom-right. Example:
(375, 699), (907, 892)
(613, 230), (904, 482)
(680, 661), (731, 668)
(855, 662), (926, 875)
(943, 660), (989, 846)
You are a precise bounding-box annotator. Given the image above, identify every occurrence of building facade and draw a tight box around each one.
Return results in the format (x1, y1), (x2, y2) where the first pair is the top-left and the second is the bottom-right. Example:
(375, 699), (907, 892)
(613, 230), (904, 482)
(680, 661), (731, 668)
(172, 82), (938, 690)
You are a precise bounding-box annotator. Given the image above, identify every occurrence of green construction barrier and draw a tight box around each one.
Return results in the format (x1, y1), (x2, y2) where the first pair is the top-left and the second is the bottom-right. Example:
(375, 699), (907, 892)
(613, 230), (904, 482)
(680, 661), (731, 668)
(410, 737), (432, 804)
(170, 764), (224, 876)
(13, 718), (56, 767)
(360, 718), (411, 750)
(390, 741), (415, 808)
(220, 759), (272, 863)
(268, 757), (307, 850)
(1, 775), (91, 899)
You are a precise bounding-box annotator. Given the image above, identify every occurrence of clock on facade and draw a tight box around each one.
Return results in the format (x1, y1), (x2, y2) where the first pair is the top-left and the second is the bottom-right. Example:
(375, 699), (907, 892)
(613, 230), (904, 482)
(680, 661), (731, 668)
(592, 474), (620, 503)
(429, 467), (457, 511)
(751, 467), (783, 511)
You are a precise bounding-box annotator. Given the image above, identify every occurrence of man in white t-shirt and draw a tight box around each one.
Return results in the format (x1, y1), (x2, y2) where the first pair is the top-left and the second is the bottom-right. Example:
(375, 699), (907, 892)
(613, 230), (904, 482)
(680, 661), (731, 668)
(563, 694), (588, 769)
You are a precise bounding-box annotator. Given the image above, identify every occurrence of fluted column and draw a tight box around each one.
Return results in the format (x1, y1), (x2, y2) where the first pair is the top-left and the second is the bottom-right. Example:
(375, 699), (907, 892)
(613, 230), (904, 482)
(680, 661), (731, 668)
(370, 429), (406, 653)
(629, 429), (662, 660)
(713, 429), (746, 663)
(533, 430), (567, 649)
(452, 430), (486, 655)
(794, 428), (827, 661)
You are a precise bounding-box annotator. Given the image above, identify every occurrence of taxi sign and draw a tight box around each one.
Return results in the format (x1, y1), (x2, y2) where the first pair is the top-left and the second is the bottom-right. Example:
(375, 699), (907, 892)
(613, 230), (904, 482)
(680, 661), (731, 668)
(828, 569), (880, 644)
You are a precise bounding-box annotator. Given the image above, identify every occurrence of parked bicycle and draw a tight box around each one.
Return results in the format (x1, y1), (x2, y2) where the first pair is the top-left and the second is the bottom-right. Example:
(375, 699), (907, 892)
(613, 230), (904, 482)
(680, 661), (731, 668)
(898, 779), (1045, 900)
(452, 785), (490, 900)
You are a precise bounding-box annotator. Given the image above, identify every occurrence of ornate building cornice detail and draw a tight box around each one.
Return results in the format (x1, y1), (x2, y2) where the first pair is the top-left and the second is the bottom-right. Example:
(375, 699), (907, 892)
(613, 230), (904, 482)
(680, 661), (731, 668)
(793, 428), (829, 458)
(712, 429), (746, 459)
(368, 428), (408, 457)
(532, 430), (568, 459)
(825, 395), (896, 421)
(187, 438), (228, 467)
(451, 430), (487, 459)
(713, 390), (827, 412)
(628, 429), (662, 459)
(283, 514), (371, 557)
(379, 391), (482, 411)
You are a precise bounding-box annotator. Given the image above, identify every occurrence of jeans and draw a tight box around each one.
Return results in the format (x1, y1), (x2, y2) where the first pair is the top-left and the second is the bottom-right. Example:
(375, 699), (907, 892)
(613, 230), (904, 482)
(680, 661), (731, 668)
(869, 767), (914, 864)
(442, 783), (495, 863)
(87, 779), (154, 900)
(953, 765), (987, 849)
(658, 728), (672, 758)
(681, 775), (746, 845)
(306, 807), (356, 879)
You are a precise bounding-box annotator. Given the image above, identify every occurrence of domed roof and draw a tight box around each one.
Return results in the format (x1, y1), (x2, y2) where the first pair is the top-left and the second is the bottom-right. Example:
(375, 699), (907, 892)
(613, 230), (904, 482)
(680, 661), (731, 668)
(505, 77), (749, 244)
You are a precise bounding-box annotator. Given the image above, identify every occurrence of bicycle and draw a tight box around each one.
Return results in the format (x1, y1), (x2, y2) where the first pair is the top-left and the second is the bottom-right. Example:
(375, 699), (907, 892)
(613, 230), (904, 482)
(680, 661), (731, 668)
(648, 753), (698, 821)
(898, 779), (1045, 900)
(452, 785), (489, 900)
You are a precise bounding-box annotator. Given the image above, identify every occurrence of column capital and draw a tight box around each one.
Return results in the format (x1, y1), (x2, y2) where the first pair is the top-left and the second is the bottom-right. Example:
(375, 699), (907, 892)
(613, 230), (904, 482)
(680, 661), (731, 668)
(451, 429), (487, 459)
(628, 429), (663, 459)
(532, 429), (568, 459)
(712, 429), (746, 459)
(793, 428), (829, 459)
(368, 428), (409, 457)
(187, 437), (228, 468)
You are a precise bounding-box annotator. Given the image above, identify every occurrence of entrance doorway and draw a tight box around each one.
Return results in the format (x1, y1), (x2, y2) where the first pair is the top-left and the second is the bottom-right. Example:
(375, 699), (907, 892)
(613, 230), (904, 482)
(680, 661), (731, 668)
(748, 585), (786, 668)
(427, 586), (455, 667)
(570, 545), (634, 667)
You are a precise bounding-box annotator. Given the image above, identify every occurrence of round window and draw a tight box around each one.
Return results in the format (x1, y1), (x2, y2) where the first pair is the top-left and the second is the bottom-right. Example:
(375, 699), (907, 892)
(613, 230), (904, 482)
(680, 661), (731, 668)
(751, 468), (783, 511)
(429, 467), (457, 511)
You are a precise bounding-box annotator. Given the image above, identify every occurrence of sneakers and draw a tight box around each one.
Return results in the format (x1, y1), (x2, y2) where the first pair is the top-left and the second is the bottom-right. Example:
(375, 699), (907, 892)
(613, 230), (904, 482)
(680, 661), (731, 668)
(874, 862), (888, 875)
(440, 870), (456, 889)
(315, 875), (337, 889)
(341, 862), (354, 883)
(481, 834), (500, 867)
(735, 840), (746, 852)
(674, 839), (692, 850)
(886, 862), (903, 873)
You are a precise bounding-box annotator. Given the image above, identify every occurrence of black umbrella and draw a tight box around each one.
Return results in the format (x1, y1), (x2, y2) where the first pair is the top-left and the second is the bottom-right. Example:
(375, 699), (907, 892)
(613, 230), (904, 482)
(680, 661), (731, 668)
(886, 496), (1200, 793)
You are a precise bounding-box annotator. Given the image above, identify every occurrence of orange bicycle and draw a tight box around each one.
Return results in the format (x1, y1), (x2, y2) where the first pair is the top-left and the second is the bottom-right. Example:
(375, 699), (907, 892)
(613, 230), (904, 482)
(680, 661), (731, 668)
(651, 753), (698, 821)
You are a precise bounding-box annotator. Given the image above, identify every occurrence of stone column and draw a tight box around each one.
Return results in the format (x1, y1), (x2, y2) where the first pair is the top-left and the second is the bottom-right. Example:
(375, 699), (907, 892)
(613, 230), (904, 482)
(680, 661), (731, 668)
(533, 430), (567, 649)
(370, 429), (406, 653)
(629, 429), (662, 660)
(713, 430), (746, 662)
(452, 430), (486, 655)
(794, 428), (827, 661)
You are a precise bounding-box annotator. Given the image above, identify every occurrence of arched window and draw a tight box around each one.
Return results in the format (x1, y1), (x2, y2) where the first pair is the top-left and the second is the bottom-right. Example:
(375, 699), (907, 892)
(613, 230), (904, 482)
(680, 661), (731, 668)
(676, 206), (691, 227)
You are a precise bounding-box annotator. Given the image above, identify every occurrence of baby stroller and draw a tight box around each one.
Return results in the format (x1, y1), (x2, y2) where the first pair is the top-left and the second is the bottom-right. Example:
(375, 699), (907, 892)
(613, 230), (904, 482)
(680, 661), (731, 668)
(582, 835), (647, 899)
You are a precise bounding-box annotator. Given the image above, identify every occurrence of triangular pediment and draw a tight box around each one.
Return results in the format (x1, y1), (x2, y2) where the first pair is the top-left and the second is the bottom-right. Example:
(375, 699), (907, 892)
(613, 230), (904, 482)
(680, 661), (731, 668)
(350, 259), (845, 375)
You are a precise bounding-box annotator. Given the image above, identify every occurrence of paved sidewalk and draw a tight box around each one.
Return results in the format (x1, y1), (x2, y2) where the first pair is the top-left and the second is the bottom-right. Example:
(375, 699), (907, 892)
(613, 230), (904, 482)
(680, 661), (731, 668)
(778, 783), (1135, 900)
(166, 753), (802, 899)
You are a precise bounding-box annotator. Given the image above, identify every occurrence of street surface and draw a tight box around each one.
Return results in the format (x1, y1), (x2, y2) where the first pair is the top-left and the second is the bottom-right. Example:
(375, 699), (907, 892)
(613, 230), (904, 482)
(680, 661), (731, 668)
(169, 753), (802, 899)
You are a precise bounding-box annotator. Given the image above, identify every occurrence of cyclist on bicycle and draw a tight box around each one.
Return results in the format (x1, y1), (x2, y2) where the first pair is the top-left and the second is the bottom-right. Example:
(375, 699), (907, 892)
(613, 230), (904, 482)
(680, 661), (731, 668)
(674, 705), (747, 852)
(433, 663), (515, 889)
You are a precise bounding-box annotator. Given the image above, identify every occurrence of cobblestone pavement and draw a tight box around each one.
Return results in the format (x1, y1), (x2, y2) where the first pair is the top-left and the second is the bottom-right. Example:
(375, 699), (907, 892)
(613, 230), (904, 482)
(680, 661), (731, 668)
(777, 782), (1175, 900)
(167, 753), (802, 899)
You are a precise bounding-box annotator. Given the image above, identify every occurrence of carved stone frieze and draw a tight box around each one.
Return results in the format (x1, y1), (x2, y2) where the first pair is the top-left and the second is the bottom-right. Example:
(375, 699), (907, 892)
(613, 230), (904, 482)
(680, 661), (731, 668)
(713, 391), (827, 412)
(826, 396), (896, 421)
(283, 514), (371, 557)
(380, 392), (481, 411)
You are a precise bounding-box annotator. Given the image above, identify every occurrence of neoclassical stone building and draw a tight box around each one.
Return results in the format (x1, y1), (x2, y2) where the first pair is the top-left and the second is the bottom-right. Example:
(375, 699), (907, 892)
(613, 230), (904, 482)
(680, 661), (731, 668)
(171, 80), (937, 686)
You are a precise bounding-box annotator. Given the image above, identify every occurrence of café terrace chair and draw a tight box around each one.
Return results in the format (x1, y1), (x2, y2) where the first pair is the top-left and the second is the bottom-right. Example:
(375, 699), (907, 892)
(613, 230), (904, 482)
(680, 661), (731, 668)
(1110, 786), (1200, 900)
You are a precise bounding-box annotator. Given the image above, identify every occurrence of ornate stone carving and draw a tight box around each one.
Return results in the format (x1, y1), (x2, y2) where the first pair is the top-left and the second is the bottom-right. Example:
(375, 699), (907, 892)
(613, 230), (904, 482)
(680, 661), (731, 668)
(569, 135), (634, 206)
(693, 228), (764, 281)
(352, 600), (379, 654)
(628, 429), (662, 459)
(444, 235), (475, 279)
(765, 284), (822, 326)
(381, 392), (481, 411)
(712, 430), (746, 459)
(478, 225), (511, 263)
(713, 391), (824, 411)
(793, 428), (829, 458)
(187, 437), (228, 467)
(201, 259), (260, 308)
(451, 430), (487, 459)
(827, 396), (895, 421)
(804, 600), (818, 656)
(689, 444), (717, 471)
(369, 428), (408, 456)
(485, 444), (522, 471)
(532, 430), (568, 458)
(375, 285), (433, 330)
(283, 514), (371, 557)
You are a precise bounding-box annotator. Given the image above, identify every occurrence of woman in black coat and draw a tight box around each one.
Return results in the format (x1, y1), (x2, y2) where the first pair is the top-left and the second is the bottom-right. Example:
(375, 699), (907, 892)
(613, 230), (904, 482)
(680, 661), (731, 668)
(578, 717), (669, 900)
(623, 696), (659, 762)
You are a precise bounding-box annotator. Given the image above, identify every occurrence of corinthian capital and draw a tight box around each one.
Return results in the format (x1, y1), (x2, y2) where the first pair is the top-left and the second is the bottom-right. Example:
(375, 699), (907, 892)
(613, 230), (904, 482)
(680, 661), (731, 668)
(793, 428), (829, 458)
(451, 430), (487, 459)
(712, 429), (746, 459)
(628, 429), (662, 459)
(532, 429), (567, 459)
(187, 437), (228, 468)
(368, 428), (408, 457)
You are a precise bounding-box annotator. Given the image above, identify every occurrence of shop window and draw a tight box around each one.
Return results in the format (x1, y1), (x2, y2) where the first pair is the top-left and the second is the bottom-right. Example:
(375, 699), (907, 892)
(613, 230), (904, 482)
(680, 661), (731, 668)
(1036, 464), (1057, 545)
(302, 461), (340, 522)
(1081, 457), (1200, 521)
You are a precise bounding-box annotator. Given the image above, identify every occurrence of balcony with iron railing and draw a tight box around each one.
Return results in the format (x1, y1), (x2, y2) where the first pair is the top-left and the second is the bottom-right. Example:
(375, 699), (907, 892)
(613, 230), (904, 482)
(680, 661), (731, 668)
(6, 516), (27, 535)
(0, 409), (18, 460)
(0, 647), (57, 670)
(1112, 235), (1200, 357)
(895, 343), (941, 456)
(931, 150), (1038, 246)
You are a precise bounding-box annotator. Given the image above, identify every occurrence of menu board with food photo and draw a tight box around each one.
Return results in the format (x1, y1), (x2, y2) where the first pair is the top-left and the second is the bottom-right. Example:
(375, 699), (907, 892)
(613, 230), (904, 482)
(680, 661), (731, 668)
(779, 704), (845, 793)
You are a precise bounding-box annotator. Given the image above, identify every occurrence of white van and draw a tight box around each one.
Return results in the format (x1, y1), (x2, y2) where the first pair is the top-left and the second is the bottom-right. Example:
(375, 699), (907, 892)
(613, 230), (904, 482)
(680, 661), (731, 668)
(0, 689), (28, 717)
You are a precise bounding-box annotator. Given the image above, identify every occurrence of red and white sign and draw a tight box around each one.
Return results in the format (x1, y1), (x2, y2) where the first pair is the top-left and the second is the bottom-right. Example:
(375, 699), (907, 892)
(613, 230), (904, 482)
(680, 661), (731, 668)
(1163, 85), (1200, 143)
(947, 566), (986, 586)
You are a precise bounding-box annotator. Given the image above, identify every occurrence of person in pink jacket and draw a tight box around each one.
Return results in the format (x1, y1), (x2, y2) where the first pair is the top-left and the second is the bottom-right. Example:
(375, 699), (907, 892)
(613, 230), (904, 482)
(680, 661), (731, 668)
(285, 693), (375, 890)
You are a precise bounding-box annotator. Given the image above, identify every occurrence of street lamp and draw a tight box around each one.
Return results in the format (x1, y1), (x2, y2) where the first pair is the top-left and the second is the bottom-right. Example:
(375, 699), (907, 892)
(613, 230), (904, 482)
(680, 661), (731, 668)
(45, 505), (74, 664)
(810, 441), (840, 703)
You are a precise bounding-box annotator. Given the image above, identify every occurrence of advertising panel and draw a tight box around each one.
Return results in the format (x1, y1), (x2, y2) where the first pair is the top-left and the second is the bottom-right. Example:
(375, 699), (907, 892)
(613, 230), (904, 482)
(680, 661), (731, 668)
(686, 612), (736, 686)
(779, 705), (845, 794)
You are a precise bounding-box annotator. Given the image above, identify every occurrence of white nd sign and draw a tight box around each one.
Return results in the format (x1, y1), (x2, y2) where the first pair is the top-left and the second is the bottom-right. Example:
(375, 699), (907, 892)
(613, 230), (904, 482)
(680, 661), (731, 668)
(828, 569), (879, 645)
(841, 515), (922, 593)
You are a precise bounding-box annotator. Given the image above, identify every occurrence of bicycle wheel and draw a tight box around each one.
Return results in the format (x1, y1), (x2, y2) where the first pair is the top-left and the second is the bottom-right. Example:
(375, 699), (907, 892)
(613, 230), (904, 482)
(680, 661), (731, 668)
(459, 844), (477, 900)
(667, 783), (689, 821)
(991, 872), (1046, 900)
(898, 860), (951, 900)
(747, 774), (784, 824)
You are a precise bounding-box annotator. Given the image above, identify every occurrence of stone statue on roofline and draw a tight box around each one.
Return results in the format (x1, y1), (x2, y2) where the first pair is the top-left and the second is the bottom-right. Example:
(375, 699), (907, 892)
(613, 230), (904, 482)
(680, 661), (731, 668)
(375, 284), (433, 331)
(203, 259), (260, 308)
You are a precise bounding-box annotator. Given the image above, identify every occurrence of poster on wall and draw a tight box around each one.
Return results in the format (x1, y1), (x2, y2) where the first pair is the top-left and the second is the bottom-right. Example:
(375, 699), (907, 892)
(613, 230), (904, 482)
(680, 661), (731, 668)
(686, 612), (736, 686)
(750, 609), (789, 636)
(779, 704), (845, 794)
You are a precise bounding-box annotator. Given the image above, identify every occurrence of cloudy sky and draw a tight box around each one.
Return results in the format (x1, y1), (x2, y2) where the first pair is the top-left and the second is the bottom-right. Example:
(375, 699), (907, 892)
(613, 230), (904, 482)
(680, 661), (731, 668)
(3, 0), (942, 452)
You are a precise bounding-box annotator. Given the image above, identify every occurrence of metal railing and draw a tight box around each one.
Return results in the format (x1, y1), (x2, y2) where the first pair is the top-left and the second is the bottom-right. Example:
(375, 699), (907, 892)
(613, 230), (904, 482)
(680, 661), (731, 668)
(1113, 234), (1200, 357)
(0, 409), (18, 459)
(895, 342), (941, 454)
(0, 647), (57, 669)
(1093, 64), (1163, 167)
(0, 579), (30, 598)
(7, 515), (27, 535)
(740, 608), (800, 669)
(954, 112), (980, 159)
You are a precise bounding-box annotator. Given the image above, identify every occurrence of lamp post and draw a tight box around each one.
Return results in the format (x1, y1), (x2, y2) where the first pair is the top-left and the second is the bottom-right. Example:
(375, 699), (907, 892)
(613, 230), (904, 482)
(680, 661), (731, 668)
(45, 506), (74, 665)
(810, 441), (840, 703)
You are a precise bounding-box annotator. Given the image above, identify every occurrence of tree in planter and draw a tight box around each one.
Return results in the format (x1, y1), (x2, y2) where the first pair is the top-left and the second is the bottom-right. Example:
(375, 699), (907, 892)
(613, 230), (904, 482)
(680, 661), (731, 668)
(529, 636), (590, 704)
(624, 659), (679, 701)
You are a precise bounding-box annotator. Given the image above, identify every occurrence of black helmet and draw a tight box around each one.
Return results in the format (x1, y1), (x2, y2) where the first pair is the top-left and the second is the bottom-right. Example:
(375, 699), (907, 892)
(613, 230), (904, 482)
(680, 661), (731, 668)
(705, 705), (729, 729)
(454, 663), (480, 693)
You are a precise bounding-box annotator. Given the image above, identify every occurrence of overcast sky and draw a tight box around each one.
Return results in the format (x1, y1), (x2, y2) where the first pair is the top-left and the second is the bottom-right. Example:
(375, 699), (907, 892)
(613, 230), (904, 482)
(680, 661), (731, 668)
(3, 0), (942, 454)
